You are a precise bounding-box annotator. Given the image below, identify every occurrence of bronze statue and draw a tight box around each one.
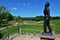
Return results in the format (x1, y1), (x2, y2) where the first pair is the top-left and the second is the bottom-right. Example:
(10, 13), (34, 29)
(43, 2), (52, 33)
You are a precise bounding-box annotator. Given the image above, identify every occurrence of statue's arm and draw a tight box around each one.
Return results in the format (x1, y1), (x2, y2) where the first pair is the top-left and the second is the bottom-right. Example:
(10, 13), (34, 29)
(44, 9), (47, 15)
(48, 9), (50, 19)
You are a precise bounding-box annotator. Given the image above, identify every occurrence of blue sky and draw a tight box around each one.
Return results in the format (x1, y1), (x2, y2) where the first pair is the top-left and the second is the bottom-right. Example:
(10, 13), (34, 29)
(0, 0), (60, 17)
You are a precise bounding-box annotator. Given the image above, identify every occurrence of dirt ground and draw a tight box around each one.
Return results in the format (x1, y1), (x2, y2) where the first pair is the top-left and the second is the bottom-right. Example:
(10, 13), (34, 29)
(12, 34), (60, 40)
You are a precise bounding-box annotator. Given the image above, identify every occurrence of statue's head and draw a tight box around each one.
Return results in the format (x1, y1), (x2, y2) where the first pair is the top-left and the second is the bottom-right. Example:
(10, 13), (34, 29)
(45, 2), (50, 7)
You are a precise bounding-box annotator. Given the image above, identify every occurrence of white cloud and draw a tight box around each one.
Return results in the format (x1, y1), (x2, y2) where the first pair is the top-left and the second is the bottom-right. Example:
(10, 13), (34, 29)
(11, 7), (17, 11)
(22, 3), (32, 8)
(22, 3), (30, 6)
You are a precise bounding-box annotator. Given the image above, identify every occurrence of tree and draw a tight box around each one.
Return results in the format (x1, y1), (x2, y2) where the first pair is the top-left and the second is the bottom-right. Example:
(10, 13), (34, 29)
(0, 6), (14, 27)
(50, 16), (60, 20)
(0, 6), (13, 21)
(0, 6), (6, 14)
(0, 6), (6, 27)
(4, 10), (13, 21)
(0, 6), (6, 21)
(0, 33), (3, 38)
(14, 16), (21, 21)
(35, 16), (44, 21)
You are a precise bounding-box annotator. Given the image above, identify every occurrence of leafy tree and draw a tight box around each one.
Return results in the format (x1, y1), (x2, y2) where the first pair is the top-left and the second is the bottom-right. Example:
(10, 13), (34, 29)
(35, 16), (44, 21)
(0, 6), (6, 20)
(0, 6), (14, 27)
(0, 6), (13, 21)
(50, 16), (60, 20)
(4, 10), (14, 21)
(14, 16), (21, 21)
(0, 6), (6, 27)
(0, 33), (3, 39)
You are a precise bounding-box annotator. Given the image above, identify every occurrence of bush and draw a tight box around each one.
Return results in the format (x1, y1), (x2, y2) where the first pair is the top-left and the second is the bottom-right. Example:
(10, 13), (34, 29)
(0, 33), (3, 39)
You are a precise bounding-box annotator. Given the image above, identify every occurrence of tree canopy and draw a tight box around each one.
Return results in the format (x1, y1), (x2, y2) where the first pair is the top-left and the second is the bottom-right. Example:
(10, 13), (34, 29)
(0, 6), (13, 21)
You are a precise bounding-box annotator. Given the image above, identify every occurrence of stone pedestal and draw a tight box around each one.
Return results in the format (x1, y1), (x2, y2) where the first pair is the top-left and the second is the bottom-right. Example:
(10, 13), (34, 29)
(40, 32), (56, 40)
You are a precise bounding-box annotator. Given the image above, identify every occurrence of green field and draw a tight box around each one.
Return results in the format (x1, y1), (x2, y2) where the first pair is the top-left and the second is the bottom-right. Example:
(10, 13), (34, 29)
(0, 19), (60, 39)
(20, 19), (60, 34)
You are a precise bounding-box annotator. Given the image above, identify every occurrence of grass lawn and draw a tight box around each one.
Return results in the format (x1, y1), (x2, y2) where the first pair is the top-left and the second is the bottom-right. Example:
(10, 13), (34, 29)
(20, 19), (60, 34)
(0, 19), (60, 39)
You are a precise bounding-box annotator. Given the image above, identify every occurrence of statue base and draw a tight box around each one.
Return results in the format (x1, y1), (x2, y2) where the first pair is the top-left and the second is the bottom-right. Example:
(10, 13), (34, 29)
(40, 31), (56, 40)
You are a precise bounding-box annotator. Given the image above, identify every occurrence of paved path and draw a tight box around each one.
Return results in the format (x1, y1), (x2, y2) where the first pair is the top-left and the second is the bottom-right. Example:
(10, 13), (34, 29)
(12, 34), (40, 40)
(8, 34), (60, 40)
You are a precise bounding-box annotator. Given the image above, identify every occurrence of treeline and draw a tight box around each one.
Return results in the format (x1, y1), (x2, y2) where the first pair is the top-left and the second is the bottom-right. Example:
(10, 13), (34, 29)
(50, 16), (60, 20)
(21, 16), (60, 21)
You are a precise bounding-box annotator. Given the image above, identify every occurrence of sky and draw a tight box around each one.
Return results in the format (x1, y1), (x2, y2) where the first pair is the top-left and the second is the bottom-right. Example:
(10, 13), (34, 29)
(0, 0), (60, 17)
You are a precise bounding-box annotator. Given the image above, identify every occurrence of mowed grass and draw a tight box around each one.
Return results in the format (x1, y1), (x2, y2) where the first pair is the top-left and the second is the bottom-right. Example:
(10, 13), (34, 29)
(51, 19), (60, 34)
(20, 19), (60, 34)
(0, 19), (60, 39)
(20, 25), (43, 33)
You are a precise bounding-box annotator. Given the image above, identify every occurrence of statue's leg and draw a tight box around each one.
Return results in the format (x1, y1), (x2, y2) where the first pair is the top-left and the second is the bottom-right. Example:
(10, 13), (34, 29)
(47, 20), (52, 32)
(44, 26), (47, 32)
(44, 20), (47, 32)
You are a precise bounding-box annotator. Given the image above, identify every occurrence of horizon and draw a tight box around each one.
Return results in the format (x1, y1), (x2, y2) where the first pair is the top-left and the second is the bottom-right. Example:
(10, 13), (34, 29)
(0, 0), (60, 17)
(14, 15), (60, 17)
